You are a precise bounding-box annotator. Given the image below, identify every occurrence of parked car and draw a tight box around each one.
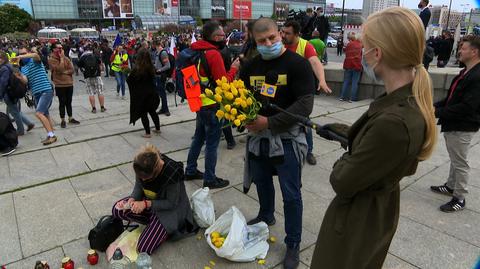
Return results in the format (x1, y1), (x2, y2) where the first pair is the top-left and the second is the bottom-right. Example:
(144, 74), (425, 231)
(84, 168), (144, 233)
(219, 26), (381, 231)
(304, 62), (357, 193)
(327, 36), (337, 47)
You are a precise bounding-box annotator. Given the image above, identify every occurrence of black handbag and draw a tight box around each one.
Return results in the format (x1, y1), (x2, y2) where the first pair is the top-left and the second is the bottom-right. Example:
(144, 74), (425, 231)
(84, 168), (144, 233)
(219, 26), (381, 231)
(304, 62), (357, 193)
(88, 215), (125, 252)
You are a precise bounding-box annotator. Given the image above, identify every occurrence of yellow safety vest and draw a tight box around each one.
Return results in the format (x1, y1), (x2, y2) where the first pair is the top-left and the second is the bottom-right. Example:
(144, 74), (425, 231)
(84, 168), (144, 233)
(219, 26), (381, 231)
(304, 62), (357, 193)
(111, 53), (128, 72)
(6, 51), (16, 62)
(295, 38), (308, 58)
(198, 60), (216, 107)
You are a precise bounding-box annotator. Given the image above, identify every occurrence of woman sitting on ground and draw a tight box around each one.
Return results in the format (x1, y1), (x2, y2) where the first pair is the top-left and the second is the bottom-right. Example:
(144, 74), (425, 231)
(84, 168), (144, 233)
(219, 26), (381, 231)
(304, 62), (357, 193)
(112, 144), (198, 254)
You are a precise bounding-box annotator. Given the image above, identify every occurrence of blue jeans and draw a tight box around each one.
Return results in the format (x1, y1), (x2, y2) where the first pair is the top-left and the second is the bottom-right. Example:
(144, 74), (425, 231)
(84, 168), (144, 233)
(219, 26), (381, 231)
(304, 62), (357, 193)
(34, 90), (53, 116)
(250, 139), (303, 247)
(114, 71), (126, 96)
(186, 108), (221, 182)
(306, 127), (313, 154)
(5, 95), (33, 135)
(155, 76), (169, 112)
(340, 69), (361, 101)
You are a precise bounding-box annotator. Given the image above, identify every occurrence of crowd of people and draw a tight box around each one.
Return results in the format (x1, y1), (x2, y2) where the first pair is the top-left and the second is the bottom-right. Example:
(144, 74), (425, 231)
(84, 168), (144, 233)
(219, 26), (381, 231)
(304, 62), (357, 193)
(0, 2), (479, 269)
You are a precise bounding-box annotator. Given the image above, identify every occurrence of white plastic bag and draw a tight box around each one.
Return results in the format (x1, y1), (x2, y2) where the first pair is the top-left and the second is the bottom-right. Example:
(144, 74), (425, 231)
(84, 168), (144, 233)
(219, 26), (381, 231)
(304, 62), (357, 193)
(205, 206), (269, 262)
(190, 187), (215, 228)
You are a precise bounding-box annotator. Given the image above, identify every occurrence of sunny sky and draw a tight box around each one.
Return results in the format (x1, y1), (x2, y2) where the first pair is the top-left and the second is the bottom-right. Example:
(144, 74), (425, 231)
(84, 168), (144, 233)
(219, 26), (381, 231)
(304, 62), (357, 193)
(329, 0), (479, 12)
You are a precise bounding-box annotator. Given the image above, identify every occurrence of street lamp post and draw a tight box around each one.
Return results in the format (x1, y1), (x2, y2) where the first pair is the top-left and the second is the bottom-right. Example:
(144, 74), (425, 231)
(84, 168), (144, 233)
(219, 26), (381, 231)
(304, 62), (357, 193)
(445, 0), (453, 31)
(340, 0), (345, 33)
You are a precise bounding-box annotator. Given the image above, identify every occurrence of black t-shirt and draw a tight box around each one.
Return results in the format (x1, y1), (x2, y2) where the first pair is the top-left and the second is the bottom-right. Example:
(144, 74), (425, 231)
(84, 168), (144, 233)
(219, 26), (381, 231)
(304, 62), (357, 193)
(239, 49), (315, 118)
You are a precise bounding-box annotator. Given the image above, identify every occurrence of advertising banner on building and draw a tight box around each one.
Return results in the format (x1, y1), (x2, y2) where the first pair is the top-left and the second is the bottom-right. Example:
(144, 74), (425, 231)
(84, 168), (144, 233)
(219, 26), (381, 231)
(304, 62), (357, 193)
(274, 3), (289, 21)
(155, 0), (171, 15)
(0, 0), (33, 15)
(233, 0), (251, 20)
(102, 0), (133, 18)
(211, 0), (226, 19)
(171, 0), (177, 6)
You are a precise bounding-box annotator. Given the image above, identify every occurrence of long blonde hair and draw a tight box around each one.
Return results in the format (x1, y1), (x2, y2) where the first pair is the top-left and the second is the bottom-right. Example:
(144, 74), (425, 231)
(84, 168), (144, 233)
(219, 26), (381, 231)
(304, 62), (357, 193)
(363, 7), (437, 160)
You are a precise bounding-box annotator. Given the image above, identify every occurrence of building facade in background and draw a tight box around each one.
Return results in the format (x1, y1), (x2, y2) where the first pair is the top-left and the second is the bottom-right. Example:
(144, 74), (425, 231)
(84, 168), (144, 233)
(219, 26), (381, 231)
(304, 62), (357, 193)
(362, 0), (397, 19)
(2, 0), (325, 22)
(430, 5), (466, 30)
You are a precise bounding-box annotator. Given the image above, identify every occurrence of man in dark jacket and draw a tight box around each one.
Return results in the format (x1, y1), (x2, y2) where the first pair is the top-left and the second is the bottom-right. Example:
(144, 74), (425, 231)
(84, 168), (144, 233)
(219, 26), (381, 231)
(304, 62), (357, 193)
(431, 35), (480, 212)
(314, 7), (330, 64)
(418, 0), (431, 30)
(437, 31), (454, 67)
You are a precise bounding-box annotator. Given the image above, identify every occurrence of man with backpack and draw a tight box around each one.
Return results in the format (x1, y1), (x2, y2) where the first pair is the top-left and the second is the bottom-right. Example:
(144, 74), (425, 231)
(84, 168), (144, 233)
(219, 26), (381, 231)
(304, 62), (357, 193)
(0, 51), (34, 136)
(182, 21), (240, 189)
(154, 41), (172, 116)
(78, 45), (106, 113)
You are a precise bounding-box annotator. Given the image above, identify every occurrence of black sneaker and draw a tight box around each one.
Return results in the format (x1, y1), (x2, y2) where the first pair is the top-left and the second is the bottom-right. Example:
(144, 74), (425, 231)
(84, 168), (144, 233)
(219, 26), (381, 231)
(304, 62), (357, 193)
(69, 118), (80, 125)
(430, 183), (453, 196)
(203, 177), (230, 189)
(306, 153), (317, 165)
(101, 107), (106, 112)
(60, 120), (67, 128)
(247, 216), (276, 226)
(1, 147), (16, 156)
(165, 111), (171, 116)
(440, 197), (465, 213)
(283, 244), (300, 269)
(185, 169), (204, 181)
(227, 141), (236, 150)
(91, 107), (97, 113)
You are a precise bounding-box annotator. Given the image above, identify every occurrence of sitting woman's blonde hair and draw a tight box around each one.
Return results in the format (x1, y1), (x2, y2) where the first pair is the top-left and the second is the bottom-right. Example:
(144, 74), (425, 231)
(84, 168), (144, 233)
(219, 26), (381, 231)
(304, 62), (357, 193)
(133, 144), (162, 178)
(363, 7), (437, 160)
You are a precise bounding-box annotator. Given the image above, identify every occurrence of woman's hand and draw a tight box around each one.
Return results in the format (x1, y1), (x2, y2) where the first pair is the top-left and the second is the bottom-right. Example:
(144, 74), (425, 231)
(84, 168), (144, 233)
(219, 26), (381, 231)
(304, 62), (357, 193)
(131, 201), (146, 214)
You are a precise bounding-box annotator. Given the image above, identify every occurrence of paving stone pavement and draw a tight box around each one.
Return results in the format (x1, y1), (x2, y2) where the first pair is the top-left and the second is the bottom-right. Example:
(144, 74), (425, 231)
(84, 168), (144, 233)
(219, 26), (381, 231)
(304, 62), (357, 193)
(1, 75), (480, 268)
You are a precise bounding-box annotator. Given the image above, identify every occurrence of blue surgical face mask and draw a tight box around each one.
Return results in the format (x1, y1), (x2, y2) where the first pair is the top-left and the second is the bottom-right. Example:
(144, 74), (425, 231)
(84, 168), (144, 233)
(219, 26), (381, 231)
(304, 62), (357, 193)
(361, 48), (379, 82)
(257, 41), (284, 60)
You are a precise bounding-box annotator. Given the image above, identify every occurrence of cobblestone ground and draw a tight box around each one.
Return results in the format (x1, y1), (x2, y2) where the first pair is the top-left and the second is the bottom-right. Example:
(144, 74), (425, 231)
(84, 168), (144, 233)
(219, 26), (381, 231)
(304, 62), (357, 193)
(1, 75), (479, 269)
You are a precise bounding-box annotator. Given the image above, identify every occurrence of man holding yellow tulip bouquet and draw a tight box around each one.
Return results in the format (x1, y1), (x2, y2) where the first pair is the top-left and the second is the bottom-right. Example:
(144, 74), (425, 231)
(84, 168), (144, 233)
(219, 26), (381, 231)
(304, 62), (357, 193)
(240, 18), (315, 269)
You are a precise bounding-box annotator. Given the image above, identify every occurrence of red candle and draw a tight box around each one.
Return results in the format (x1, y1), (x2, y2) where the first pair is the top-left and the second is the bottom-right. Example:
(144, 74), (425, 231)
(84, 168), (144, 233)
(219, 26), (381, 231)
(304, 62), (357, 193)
(87, 249), (99, 265)
(61, 257), (74, 269)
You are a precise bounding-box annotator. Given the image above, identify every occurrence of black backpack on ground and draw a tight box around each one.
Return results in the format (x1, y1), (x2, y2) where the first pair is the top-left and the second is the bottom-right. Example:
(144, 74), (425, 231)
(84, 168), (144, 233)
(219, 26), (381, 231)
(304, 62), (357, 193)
(0, 112), (18, 151)
(80, 53), (100, 78)
(6, 66), (28, 100)
(88, 215), (124, 252)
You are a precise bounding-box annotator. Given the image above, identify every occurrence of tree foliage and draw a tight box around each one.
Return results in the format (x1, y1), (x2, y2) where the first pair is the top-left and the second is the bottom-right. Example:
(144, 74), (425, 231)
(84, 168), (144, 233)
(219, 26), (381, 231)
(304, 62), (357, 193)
(0, 4), (33, 35)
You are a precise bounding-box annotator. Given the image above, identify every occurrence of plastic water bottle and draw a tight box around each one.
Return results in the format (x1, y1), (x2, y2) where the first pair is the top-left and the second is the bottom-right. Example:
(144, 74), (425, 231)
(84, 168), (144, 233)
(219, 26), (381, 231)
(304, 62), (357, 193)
(109, 248), (132, 269)
(135, 252), (152, 269)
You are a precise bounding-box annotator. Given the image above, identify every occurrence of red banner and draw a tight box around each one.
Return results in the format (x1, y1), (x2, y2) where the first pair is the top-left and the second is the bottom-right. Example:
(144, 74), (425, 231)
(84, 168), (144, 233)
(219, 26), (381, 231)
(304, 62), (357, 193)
(171, 0), (178, 7)
(233, 0), (251, 19)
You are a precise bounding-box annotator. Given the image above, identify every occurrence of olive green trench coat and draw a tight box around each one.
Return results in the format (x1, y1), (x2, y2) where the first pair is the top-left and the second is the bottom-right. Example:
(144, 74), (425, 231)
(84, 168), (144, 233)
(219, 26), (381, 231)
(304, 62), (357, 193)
(311, 84), (427, 269)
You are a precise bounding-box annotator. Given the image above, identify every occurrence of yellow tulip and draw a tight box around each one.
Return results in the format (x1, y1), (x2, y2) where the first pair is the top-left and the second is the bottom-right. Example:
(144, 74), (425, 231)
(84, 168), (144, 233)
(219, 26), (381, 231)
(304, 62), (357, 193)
(216, 79), (222, 86)
(205, 89), (214, 97)
(230, 108), (237, 115)
(237, 115), (246, 121)
(234, 119), (241, 127)
(214, 94), (222, 102)
(226, 93), (234, 100)
(215, 87), (223, 95)
(234, 98), (242, 105)
(237, 80), (245, 88)
(221, 76), (228, 84)
(222, 83), (230, 91)
(224, 104), (231, 112)
(241, 100), (247, 108)
(231, 86), (238, 96)
(199, 94), (206, 98)
(246, 97), (253, 106)
(224, 113), (231, 120)
(215, 110), (224, 119)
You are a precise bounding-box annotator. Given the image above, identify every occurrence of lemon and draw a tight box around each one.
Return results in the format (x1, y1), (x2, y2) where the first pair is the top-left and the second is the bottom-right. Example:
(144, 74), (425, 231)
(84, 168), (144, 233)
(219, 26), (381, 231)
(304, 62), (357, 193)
(214, 94), (222, 102)
(205, 266), (212, 269)
(211, 231), (221, 239)
(209, 260), (216, 266)
(214, 241), (223, 248)
(258, 259), (266, 265)
(269, 236), (277, 243)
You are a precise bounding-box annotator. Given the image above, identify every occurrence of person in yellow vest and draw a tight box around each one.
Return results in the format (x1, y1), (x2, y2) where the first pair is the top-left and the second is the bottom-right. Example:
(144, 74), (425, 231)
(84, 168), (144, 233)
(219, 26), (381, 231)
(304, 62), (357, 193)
(282, 20), (332, 166)
(110, 45), (129, 99)
(6, 47), (17, 64)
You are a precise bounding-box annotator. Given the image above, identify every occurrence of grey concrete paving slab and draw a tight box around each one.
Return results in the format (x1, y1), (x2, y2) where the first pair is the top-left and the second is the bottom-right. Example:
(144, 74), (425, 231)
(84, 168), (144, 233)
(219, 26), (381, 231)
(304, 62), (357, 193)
(389, 216), (480, 269)
(316, 148), (345, 172)
(14, 181), (92, 257)
(70, 168), (133, 223)
(120, 131), (171, 152)
(62, 238), (112, 269)
(327, 106), (369, 124)
(155, 121), (196, 151)
(301, 165), (335, 201)
(299, 244), (315, 267)
(469, 168), (480, 188)
(400, 190), (480, 247)
(301, 190), (330, 235)
(0, 157), (10, 183)
(49, 142), (93, 174)
(3, 149), (66, 193)
(5, 247), (64, 269)
(0, 194), (22, 265)
(273, 262), (310, 269)
(382, 254), (418, 269)
(310, 136), (343, 157)
(85, 136), (135, 170)
(400, 161), (438, 191)
(116, 163), (136, 185)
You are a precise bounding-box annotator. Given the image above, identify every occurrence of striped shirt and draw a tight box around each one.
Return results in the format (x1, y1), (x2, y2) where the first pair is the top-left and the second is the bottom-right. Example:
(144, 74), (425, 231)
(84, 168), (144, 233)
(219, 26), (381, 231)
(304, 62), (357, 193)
(21, 59), (52, 96)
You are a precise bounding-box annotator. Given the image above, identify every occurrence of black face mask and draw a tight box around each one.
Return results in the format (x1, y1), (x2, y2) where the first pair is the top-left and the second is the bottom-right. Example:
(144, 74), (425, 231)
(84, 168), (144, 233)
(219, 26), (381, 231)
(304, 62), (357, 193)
(210, 40), (226, 50)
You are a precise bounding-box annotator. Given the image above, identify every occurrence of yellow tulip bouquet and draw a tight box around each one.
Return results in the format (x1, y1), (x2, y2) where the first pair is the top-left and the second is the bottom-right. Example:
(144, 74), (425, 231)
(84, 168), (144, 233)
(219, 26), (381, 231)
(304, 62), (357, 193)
(200, 77), (261, 128)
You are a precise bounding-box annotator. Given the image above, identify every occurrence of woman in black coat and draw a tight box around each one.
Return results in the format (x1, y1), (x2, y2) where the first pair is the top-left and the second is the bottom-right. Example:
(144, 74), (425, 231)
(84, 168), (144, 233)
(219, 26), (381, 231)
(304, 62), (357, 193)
(127, 48), (160, 138)
(112, 144), (198, 254)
